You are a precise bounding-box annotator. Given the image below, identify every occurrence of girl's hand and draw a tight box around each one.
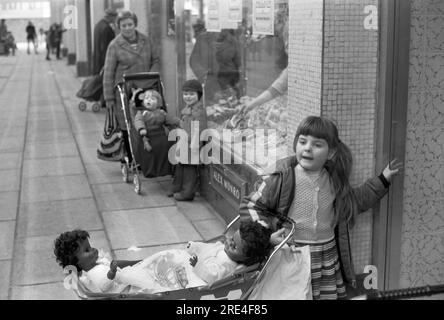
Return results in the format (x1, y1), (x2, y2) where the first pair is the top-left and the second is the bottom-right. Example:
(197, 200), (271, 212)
(382, 159), (403, 182)
(270, 228), (287, 246)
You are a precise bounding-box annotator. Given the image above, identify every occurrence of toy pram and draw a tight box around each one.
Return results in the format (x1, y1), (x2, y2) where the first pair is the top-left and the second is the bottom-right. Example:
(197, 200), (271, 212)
(71, 215), (296, 300)
(76, 69), (104, 113)
(115, 72), (167, 194)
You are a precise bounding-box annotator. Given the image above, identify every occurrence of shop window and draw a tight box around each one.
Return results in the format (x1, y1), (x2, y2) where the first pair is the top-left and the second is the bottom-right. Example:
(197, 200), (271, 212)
(182, 0), (289, 171)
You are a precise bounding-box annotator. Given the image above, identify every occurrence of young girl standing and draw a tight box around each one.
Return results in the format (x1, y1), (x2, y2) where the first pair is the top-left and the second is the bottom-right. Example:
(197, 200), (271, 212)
(239, 116), (402, 299)
(168, 80), (208, 201)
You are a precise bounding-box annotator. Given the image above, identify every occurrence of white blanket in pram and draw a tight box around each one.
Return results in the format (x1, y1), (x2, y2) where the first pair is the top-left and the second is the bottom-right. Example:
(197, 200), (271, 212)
(118, 249), (207, 293)
(248, 245), (312, 300)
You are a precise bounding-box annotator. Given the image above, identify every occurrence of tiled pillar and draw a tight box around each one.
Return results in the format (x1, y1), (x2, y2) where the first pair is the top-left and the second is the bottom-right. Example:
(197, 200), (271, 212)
(287, 0), (324, 152)
(75, 0), (91, 76)
(322, 0), (380, 274)
(287, 0), (380, 274)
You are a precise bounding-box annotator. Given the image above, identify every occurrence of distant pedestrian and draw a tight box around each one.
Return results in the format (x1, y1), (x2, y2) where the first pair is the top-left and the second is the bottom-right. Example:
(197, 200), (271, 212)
(26, 21), (38, 54)
(5, 31), (16, 56)
(45, 25), (55, 60)
(53, 23), (67, 59)
(92, 8), (117, 75)
(0, 19), (8, 41)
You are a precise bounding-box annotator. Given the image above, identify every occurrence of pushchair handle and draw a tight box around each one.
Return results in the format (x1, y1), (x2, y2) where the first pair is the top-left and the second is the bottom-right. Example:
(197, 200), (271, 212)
(353, 284), (444, 300)
(240, 216), (296, 300)
(123, 72), (161, 82)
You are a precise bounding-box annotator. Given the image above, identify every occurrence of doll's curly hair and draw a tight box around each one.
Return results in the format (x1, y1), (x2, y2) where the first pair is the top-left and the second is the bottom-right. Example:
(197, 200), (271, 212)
(239, 221), (272, 266)
(54, 230), (90, 272)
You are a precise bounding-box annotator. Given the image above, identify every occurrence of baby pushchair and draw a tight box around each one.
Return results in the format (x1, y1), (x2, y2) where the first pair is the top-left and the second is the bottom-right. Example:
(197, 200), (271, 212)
(70, 215), (297, 300)
(115, 72), (167, 194)
(76, 69), (104, 113)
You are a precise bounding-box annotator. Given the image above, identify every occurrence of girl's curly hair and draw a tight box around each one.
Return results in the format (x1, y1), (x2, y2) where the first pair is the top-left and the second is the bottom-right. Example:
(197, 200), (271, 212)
(54, 230), (90, 272)
(239, 221), (272, 266)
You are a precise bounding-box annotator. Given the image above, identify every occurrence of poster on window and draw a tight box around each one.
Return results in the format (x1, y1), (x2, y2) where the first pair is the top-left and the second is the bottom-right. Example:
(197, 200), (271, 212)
(220, 0), (240, 30)
(228, 0), (242, 22)
(253, 0), (275, 35)
(206, 0), (221, 32)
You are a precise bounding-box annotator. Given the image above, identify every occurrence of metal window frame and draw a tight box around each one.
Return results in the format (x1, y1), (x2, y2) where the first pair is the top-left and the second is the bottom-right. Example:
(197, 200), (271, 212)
(374, 0), (411, 291)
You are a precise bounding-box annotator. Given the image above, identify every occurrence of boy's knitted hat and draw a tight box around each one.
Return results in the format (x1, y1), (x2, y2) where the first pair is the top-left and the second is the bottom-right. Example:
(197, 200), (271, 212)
(182, 79), (203, 94)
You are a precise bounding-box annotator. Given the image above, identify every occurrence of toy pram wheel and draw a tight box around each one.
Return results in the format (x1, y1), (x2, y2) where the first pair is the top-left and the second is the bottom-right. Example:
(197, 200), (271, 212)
(78, 101), (87, 112)
(134, 175), (141, 194)
(92, 103), (101, 113)
(121, 164), (130, 183)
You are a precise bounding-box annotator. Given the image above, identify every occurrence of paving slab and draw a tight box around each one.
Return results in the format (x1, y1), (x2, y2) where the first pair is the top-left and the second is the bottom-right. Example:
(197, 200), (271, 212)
(192, 219), (227, 241)
(26, 119), (68, 132)
(0, 122), (26, 138)
(20, 175), (92, 203)
(0, 153), (22, 170)
(26, 129), (75, 144)
(102, 207), (203, 250)
(23, 157), (84, 179)
(0, 169), (20, 192)
(75, 131), (104, 149)
(12, 231), (109, 286)
(17, 198), (102, 238)
(0, 136), (25, 153)
(24, 140), (78, 160)
(0, 191), (18, 221)
(78, 146), (101, 165)
(0, 260), (12, 300)
(93, 181), (175, 212)
(10, 282), (79, 300)
(176, 198), (222, 222)
(85, 162), (127, 185)
(0, 221), (15, 260)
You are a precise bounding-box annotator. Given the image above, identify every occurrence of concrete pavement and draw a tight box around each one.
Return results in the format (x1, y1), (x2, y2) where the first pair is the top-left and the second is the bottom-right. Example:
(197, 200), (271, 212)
(0, 52), (227, 300)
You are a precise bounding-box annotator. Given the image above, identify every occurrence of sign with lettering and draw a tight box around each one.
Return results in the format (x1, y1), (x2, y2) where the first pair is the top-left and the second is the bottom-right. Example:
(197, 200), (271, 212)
(210, 165), (247, 208)
(206, 0), (221, 32)
(253, 0), (275, 35)
(0, 1), (50, 19)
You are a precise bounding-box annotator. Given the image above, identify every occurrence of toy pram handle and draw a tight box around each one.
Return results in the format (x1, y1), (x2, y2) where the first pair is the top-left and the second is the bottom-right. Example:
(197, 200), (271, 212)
(240, 216), (296, 300)
(354, 284), (444, 300)
(123, 72), (161, 82)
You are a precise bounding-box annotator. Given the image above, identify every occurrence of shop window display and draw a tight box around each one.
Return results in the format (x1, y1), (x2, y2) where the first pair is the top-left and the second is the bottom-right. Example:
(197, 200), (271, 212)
(185, 0), (289, 171)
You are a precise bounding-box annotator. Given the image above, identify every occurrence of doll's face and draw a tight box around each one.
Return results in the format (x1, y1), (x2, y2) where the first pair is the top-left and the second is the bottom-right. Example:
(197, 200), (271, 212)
(224, 230), (247, 263)
(141, 91), (159, 111)
(75, 239), (99, 272)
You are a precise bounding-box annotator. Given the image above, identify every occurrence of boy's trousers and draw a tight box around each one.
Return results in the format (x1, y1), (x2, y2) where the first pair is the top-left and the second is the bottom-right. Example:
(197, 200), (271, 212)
(172, 164), (199, 200)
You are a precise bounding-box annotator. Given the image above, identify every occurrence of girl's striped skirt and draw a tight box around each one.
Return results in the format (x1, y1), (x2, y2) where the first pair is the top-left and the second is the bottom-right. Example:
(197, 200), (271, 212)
(295, 238), (347, 300)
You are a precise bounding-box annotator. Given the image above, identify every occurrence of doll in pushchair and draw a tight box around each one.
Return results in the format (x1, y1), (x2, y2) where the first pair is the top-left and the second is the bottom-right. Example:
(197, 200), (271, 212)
(116, 72), (178, 194)
(54, 219), (275, 299)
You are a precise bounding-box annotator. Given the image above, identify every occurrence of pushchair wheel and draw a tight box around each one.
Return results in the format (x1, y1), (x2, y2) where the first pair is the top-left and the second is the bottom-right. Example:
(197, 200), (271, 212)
(121, 164), (130, 183)
(78, 101), (87, 112)
(133, 175), (141, 194)
(92, 103), (101, 113)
